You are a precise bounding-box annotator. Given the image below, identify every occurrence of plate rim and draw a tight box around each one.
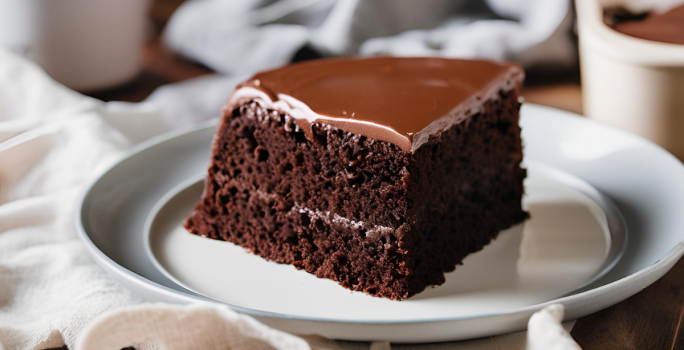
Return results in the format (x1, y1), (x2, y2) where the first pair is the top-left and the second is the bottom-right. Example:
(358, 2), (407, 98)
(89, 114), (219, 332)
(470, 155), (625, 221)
(76, 104), (684, 325)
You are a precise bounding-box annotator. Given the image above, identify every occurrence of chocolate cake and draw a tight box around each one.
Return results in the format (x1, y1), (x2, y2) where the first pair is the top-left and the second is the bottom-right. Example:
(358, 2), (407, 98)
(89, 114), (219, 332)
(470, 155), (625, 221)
(185, 57), (527, 300)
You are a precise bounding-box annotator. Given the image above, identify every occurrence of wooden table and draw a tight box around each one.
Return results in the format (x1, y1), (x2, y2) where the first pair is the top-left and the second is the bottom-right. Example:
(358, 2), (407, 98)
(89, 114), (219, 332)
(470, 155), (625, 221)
(83, 7), (684, 349)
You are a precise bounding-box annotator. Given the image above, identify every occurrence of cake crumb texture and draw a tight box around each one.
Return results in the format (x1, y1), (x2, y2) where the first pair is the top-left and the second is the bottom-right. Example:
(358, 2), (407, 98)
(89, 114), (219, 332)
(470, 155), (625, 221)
(185, 90), (526, 300)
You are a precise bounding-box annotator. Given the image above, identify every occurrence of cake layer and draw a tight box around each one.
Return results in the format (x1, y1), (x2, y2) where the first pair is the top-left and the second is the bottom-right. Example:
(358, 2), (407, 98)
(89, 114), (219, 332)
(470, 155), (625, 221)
(185, 101), (413, 298)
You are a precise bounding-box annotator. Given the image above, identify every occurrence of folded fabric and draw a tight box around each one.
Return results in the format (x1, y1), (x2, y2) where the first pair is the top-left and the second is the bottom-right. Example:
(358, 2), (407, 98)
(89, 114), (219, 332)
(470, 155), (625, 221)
(164, 0), (576, 75)
(75, 303), (578, 350)
(0, 48), (162, 350)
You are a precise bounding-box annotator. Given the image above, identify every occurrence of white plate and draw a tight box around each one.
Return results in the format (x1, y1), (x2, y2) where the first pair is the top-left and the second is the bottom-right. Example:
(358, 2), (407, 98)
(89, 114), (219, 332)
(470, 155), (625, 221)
(146, 162), (625, 321)
(77, 104), (684, 342)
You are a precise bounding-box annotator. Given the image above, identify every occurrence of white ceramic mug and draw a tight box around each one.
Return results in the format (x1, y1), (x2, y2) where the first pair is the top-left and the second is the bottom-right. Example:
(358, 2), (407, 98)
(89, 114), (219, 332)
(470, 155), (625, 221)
(576, 0), (684, 159)
(0, 0), (151, 92)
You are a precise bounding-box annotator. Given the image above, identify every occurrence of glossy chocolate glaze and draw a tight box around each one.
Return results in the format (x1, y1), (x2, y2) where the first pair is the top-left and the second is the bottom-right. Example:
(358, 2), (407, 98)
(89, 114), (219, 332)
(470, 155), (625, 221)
(611, 3), (684, 45)
(225, 57), (523, 152)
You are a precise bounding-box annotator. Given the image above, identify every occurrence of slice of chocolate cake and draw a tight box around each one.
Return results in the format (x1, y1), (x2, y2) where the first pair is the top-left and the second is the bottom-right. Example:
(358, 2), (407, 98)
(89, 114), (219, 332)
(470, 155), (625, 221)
(185, 57), (527, 300)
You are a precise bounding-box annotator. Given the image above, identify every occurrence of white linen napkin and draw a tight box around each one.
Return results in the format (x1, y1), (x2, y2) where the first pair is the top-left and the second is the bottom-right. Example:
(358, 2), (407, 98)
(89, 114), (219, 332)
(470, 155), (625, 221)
(0, 34), (580, 350)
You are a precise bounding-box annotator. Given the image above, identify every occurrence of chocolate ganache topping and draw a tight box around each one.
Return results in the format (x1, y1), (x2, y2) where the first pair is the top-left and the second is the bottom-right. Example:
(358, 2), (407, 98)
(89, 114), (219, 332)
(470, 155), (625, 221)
(610, 3), (684, 45)
(225, 57), (523, 152)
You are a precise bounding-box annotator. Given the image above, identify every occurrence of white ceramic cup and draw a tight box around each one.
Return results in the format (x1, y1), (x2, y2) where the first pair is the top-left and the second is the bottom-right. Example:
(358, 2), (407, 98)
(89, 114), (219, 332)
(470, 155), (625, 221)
(0, 0), (151, 92)
(576, 0), (684, 159)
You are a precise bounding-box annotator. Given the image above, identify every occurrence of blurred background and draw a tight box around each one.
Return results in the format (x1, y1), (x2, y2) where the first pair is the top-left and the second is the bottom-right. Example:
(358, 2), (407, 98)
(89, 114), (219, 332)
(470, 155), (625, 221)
(0, 0), (583, 120)
(108, 0), (582, 112)
(4, 0), (683, 159)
